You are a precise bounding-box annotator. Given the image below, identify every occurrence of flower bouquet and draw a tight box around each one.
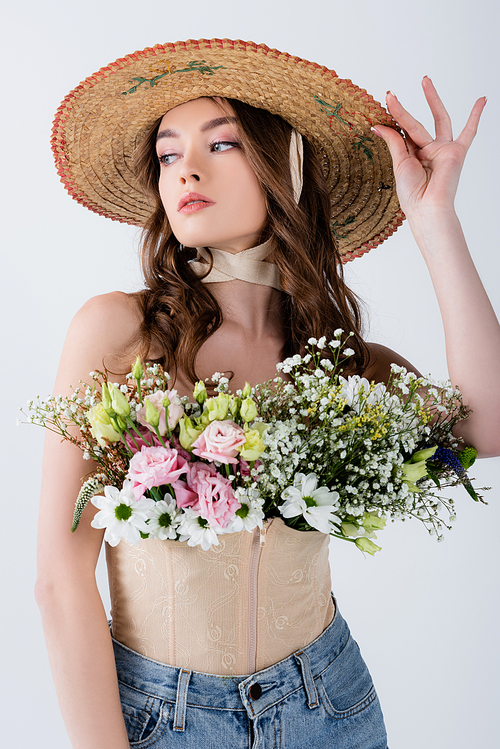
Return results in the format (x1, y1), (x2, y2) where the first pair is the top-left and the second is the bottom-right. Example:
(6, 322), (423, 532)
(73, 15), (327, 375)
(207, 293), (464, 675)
(23, 331), (486, 553)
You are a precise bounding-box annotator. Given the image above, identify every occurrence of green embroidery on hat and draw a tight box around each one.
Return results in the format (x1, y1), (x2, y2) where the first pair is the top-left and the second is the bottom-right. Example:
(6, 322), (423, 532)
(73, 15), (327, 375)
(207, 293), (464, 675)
(314, 95), (374, 161)
(122, 60), (226, 95)
(314, 96), (352, 130)
(351, 135), (374, 162)
(331, 215), (356, 240)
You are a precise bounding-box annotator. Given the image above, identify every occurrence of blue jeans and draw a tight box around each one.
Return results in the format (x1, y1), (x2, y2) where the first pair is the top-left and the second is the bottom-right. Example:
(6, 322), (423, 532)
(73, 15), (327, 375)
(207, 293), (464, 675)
(112, 602), (388, 748)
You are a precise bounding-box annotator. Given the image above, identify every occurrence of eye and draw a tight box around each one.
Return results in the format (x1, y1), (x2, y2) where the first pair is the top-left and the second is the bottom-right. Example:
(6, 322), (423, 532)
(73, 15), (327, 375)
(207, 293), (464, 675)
(211, 140), (240, 153)
(158, 153), (178, 167)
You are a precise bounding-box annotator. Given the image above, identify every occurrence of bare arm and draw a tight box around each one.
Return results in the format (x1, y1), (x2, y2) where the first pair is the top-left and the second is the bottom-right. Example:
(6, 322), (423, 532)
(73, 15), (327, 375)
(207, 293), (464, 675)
(35, 292), (142, 748)
(372, 79), (500, 458)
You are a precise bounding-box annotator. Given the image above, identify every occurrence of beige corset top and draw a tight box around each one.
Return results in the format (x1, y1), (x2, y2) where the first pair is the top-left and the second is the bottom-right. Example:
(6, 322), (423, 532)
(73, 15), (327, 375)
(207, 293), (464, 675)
(106, 517), (334, 676)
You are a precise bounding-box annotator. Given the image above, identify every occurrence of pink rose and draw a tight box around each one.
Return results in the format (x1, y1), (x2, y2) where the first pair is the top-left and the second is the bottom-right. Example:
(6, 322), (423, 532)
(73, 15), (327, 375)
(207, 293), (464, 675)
(136, 390), (184, 436)
(192, 420), (246, 464)
(127, 446), (188, 500)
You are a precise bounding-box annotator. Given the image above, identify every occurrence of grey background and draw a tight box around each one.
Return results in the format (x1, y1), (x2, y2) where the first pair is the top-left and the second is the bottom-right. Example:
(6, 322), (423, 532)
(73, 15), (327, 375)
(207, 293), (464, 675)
(1, 0), (499, 746)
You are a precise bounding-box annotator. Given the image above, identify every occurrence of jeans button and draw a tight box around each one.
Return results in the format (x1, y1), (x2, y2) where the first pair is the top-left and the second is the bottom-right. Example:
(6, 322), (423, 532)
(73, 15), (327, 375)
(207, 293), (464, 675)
(249, 683), (262, 700)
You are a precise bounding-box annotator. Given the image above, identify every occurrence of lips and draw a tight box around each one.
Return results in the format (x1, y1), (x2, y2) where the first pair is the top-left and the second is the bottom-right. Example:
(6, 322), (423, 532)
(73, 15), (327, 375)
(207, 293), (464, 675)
(177, 192), (215, 213)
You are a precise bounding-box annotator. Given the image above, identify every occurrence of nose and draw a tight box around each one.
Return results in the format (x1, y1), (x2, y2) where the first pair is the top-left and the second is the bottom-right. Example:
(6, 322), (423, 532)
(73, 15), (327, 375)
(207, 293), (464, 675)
(178, 147), (203, 184)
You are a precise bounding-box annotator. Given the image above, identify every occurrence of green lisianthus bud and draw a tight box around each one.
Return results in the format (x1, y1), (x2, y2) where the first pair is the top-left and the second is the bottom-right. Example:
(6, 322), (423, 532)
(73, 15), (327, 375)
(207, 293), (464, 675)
(193, 380), (207, 405)
(240, 428), (265, 461)
(131, 356), (143, 381)
(341, 521), (360, 538)
(214, 393), (230, 419)
(355, 537), (381, 555)
(178, 416), (203, 449)
(101, 382), (112, 413)
(202, 394), (230, 424)
(144, 398), (160, 429)
(115, 414), (127, 432)
(88, 403), (122, 447)
(361, 512), (386, 533)
(242, 382), (252, 398)
(108, 383), (131, 418)
(240, 397), (258, 423)
(230, 396), (241, 418)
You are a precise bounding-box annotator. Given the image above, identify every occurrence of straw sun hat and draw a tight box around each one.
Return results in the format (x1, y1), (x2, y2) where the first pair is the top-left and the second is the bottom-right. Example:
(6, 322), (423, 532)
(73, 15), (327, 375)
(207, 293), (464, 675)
(51, 39), (404, 261)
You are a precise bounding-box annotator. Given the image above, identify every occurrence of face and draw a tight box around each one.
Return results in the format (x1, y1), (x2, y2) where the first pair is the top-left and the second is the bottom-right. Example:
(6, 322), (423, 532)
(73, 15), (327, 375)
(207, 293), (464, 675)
(155, 98), (268, 253)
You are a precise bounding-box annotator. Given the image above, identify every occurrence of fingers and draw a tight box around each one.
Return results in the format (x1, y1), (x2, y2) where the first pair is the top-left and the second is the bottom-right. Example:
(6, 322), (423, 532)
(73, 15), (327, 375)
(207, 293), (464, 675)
(456, 96), (487, 150)
(421, 76), (453, 141)
(371, 123), (411, 168)
(385, 91), (434, 150)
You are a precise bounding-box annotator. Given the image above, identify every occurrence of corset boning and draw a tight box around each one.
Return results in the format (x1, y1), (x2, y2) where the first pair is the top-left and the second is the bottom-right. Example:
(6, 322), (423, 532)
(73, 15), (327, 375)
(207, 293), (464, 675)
(106, 517), (334, 676)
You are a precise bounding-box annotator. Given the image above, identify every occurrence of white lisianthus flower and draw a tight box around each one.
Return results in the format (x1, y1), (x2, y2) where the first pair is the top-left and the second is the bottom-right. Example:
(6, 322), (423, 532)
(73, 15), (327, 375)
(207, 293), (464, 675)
(279, 473), (341, 534)
(338, 375), (387, 413)
(91, 481), (155, 547)
(148, 497), (182, 540)
(178, 508), (220, 551)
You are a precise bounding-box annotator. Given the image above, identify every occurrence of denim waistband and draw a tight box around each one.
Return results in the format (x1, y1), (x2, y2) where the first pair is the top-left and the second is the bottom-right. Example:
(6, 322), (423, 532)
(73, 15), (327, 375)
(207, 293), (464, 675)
(112, 597), (350, 722)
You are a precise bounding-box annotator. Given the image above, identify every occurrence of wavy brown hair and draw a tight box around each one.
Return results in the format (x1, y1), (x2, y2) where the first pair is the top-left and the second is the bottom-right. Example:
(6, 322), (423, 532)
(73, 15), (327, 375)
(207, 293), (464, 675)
(132, 97), (368, 383)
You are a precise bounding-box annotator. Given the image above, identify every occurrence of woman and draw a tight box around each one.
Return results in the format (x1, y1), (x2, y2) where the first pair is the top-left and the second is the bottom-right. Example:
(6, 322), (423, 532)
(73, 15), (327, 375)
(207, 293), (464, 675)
(37, 40), (500, 748)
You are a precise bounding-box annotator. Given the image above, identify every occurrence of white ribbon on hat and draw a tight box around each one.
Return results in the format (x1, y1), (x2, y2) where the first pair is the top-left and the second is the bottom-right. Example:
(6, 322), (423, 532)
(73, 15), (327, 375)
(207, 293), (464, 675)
(289, 129), (304, 204)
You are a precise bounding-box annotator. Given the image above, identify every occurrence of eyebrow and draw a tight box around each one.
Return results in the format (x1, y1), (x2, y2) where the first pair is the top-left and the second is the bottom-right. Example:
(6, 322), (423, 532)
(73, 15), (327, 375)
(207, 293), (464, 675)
(156, 116), (238, 142)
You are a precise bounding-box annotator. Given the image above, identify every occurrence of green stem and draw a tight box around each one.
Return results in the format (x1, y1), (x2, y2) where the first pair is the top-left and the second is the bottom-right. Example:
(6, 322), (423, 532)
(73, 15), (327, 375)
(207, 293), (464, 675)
(330, 532), (357, 544)
(153, 425), (169, 450)
(120, 433), (136, 456)
(163, 402), (173, 442)
(136, 378), (143, 405)
(128, 418), (155, 447)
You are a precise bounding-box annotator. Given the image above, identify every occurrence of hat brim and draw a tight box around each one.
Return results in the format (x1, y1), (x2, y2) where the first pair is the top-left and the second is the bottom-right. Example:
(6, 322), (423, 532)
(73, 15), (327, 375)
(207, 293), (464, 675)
(51, 38), (404, 261)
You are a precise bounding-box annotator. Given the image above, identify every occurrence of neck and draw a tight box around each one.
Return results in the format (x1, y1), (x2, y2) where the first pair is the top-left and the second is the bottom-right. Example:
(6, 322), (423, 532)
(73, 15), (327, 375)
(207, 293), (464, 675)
(206, 279), (283, 338)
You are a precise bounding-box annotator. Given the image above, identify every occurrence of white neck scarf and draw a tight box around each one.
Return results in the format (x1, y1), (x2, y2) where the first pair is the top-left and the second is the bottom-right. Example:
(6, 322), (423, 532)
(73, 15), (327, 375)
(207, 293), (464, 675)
(189, 237), (281, 290)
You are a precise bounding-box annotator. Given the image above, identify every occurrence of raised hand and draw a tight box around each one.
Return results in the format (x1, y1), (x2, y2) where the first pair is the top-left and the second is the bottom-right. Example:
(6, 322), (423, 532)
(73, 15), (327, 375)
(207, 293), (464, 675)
(373, 77), (486, 216)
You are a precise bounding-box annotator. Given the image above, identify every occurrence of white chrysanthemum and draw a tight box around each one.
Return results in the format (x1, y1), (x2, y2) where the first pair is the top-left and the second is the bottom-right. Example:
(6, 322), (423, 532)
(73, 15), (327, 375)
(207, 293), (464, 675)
(147, 497), (182, 540)
(223, 488), (265, 534)
(178, 508), (220, 551)
(279, 473), (341, 534)
(91, 481), (155, 547)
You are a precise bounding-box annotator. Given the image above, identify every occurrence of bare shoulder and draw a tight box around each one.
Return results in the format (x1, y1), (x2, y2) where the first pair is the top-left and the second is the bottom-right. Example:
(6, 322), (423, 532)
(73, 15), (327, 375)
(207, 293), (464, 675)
(70, 291), (142, 347)
(362, 342), (422, 384)
(54, 291), (143, 392)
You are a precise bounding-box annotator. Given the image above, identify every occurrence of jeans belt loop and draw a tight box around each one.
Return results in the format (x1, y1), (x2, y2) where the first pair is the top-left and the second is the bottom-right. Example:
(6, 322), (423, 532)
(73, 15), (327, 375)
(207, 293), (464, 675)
(294, 650), (319, 709)
(173, 668), (192, 731)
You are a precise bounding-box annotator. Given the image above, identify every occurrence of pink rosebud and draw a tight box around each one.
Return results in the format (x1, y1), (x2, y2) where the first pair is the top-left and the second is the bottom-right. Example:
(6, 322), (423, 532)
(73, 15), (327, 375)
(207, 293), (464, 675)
(136, 390), (184, 436)
(192, 420), (246, 464)
(127, 446), (188, 500)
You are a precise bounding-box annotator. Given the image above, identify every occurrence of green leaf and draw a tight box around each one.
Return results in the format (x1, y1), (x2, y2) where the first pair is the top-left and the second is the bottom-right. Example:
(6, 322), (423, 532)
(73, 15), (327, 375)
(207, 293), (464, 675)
(425, 463), (441, 489)
(463, 480), (479, 502)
